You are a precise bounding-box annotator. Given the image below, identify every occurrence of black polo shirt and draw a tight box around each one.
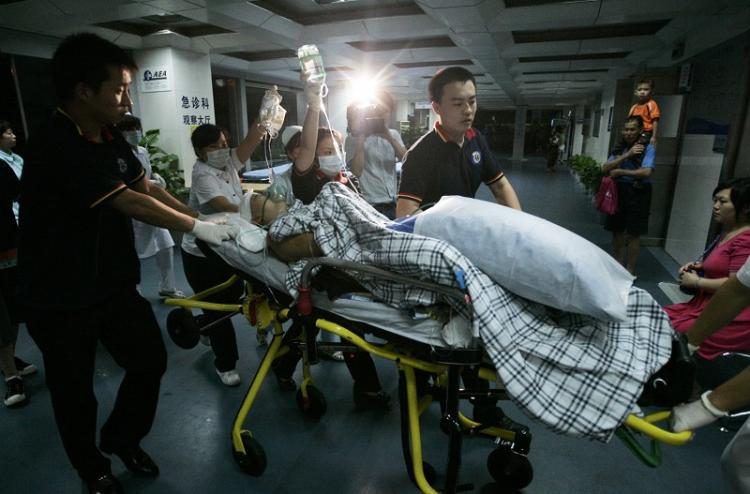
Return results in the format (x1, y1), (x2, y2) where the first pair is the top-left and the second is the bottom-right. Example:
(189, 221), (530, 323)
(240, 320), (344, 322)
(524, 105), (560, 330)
(291, 164), (353, 204)
(17, 109), (145, 311)
(398, 124), (504, 207)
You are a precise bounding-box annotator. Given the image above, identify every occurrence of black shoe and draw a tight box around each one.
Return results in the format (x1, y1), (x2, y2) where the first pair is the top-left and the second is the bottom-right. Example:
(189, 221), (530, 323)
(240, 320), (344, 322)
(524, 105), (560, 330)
(271, 362), (296, 392)
(353, 389), (391, 411)
(472, 403), (516, 429)
(85, 473), (123, 494)
(4, 376), (26, 407)
(101, 446), (159, 477)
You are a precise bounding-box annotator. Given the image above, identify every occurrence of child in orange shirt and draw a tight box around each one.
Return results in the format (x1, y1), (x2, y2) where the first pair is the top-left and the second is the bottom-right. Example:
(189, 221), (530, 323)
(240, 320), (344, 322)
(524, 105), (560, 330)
(628, 79), (660, 147)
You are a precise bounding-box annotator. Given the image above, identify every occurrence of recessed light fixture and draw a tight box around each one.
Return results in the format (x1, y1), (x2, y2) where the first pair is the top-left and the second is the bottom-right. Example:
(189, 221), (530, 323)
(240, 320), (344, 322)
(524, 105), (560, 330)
(152, 29), (174, 35)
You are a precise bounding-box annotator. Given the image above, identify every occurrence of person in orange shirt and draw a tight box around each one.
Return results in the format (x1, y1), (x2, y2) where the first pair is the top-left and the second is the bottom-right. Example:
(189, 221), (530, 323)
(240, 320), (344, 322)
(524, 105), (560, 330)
(628, 79), (660, 147)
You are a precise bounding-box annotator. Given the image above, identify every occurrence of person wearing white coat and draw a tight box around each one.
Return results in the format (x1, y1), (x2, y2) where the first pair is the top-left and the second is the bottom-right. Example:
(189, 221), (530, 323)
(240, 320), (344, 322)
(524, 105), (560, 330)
(117, 115), (185, 298)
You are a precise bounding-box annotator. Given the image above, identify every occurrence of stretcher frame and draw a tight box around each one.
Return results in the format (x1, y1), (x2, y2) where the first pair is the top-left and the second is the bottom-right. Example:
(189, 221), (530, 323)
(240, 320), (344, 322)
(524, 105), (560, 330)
(165, 255), (694, 493)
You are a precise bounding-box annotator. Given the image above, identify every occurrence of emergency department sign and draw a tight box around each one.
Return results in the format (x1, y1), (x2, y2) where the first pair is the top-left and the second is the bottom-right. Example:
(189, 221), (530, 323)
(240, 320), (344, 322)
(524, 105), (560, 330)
(140, 66), (172, 93)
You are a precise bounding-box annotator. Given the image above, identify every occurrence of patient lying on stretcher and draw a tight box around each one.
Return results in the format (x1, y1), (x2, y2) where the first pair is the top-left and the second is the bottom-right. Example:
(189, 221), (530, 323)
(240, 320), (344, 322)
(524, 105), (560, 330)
(230, 182), (672, 441)
(239, 189), (322, 260)
(240, 183), (633, 324)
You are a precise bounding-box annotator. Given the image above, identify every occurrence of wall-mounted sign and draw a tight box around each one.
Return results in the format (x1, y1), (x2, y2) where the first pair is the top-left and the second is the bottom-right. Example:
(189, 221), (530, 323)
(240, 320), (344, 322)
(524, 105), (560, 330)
(179, 94), (212, 126)
(140, 66), (172, 93)
(414, 101), (432, 110)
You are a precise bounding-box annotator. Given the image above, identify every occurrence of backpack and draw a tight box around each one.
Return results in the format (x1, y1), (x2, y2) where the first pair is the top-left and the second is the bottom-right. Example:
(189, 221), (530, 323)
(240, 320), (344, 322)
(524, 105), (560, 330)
(595, 176), (618, 215)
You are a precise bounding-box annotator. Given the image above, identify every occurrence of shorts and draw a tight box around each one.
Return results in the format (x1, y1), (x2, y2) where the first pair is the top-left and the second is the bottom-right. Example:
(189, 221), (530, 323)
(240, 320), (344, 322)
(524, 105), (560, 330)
(604, 181), (652, 236)
(0, 267), (19, 346)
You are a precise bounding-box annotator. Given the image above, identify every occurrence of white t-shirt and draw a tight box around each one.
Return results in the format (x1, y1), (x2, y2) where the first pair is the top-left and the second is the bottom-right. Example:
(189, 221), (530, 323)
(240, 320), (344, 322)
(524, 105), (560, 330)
(344, 129), (404, 205)
(737, 257), (750, 288)
(181, 148), (245, 257)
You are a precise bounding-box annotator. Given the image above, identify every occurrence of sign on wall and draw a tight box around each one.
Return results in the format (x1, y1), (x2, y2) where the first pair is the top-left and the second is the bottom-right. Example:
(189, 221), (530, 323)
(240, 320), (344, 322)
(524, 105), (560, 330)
(140, 66), (172, 93)
(179, 94), (212, 126)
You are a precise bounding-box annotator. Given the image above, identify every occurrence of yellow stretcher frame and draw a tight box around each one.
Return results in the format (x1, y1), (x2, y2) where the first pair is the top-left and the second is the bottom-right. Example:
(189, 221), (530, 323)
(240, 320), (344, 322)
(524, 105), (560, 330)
(166, 277), (695, 492)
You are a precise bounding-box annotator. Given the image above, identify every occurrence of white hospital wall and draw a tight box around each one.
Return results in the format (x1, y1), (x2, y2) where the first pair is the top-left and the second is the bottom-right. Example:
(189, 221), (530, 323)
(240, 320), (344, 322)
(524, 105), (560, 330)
(132, 48), (215, 187)
(582, 84), (616, 164)
(664, 135), (723, 265)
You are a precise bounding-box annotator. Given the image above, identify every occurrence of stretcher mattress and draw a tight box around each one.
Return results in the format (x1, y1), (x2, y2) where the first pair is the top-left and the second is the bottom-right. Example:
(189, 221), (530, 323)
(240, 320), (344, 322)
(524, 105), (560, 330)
(210, 215), (452, 348)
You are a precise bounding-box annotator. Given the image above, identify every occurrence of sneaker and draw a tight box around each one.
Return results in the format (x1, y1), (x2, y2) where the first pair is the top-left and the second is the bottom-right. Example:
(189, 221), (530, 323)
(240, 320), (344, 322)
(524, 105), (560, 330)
(159, 289), (186, 299)
(216, 368), (241, 386)
(4, 376), (26, 407)
(14, 357), (37, 377)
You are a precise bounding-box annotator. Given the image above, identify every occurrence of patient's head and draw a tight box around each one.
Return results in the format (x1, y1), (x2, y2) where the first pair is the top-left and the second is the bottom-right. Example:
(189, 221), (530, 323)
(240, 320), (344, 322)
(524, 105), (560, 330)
(240, 190), (289, 226)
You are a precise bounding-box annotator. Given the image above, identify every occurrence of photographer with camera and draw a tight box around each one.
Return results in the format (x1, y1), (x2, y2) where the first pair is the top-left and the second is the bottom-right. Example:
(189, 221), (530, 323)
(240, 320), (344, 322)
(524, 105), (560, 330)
(345, 90), (406, 219)
(601, 115), (656, 275)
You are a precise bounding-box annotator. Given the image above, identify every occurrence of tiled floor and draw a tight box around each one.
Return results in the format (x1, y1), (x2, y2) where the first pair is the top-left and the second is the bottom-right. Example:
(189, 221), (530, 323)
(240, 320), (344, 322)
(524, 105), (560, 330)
(3, 156), (730, 493)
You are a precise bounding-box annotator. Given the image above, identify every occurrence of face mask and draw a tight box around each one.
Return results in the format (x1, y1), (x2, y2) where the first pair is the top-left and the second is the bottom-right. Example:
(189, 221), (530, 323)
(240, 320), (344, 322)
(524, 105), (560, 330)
(317, 153), (344, 176)
(206, 148), (230, 170)
(122, 130), (142, 148)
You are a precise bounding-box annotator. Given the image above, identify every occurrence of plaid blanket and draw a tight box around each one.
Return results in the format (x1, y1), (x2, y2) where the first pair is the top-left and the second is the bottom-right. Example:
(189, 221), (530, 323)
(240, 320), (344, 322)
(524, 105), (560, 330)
(269, 183), (672, 441)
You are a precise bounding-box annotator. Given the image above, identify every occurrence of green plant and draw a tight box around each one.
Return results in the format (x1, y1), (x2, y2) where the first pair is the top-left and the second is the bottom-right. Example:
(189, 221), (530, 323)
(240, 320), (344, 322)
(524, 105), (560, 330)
(141, 129), (190, 200)
(400, 125), (427, 148)
(569, 154), (604, 194)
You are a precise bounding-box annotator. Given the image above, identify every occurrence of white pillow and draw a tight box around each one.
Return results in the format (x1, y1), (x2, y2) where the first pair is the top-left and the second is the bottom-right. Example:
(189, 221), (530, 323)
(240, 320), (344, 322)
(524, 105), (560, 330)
(414, 196), (634, 322)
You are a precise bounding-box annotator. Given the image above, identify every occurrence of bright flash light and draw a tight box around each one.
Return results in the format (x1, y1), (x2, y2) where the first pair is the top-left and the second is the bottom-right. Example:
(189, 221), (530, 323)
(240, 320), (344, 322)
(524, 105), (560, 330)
(346, 75), (380, 107)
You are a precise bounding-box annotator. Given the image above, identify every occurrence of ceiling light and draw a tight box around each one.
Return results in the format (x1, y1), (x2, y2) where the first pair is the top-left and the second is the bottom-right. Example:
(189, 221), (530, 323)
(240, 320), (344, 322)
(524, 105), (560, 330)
(152, 29), (174, 35)
(314, 0), (360, 4)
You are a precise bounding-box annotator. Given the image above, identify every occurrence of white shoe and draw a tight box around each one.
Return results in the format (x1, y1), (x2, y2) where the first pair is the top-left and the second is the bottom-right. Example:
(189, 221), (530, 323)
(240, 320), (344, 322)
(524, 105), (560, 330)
(216, 368), (241, 386)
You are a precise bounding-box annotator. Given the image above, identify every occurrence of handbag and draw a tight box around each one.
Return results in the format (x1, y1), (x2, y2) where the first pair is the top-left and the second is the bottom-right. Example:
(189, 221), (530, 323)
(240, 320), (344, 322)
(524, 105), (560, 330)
(638, 333), (695, 407)
(595, 176), (618, 215)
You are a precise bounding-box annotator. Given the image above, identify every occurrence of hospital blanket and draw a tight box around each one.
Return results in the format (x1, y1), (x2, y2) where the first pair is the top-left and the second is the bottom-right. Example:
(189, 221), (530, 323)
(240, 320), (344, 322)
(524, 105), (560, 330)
(268, 183), (673, 441)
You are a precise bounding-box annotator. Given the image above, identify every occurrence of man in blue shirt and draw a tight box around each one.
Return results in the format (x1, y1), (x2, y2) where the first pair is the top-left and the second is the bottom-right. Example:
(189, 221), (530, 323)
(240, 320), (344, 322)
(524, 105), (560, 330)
(601, 115), (656, 275)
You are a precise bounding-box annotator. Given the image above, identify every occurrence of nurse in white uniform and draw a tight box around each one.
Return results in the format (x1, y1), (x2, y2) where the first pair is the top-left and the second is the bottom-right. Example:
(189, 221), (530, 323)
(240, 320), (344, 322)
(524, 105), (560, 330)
(117, 115), (185, 298)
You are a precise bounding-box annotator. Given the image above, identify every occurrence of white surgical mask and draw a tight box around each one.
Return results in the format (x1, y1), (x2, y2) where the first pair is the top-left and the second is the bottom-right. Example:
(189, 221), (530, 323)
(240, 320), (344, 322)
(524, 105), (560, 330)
(317, 153), (344, 176)
(206, 148), (230, 170)
(122, 130), (142, 148)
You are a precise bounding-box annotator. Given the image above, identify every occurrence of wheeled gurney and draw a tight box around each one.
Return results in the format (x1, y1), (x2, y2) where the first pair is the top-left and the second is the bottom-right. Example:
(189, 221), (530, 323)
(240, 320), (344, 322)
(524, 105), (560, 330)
(164, 232), (694, 493)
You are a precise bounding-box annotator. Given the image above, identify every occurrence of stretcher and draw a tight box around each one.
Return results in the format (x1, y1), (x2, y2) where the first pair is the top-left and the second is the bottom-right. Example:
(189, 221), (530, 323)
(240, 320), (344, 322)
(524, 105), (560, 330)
(165, 238), (694, 493)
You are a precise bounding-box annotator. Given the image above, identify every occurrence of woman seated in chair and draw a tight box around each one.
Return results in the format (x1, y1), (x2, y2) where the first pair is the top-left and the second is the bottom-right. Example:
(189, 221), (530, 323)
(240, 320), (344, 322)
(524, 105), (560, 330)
(665, 178), (750, 389)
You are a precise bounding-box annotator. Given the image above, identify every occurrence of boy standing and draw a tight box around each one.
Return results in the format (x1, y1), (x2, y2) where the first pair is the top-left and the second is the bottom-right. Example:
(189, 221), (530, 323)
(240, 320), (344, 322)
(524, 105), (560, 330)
(628, 79), (660, 147)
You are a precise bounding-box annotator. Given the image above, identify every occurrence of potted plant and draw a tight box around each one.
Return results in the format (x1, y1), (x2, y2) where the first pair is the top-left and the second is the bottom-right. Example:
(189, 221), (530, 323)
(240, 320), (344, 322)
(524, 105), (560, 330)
(141, 129), (189, 203)
(140, 129), (190, 243)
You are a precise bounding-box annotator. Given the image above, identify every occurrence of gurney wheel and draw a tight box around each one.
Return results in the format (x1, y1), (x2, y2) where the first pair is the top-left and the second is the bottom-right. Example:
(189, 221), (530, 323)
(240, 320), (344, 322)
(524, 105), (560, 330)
(233, 431), (267, 476)
(487, 447), (533, 490)
(166, 308), (200, 349)
(296, 385), (327, 419)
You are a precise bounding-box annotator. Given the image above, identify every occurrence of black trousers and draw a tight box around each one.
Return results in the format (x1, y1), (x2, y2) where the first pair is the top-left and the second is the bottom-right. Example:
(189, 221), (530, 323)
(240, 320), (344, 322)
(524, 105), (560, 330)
(181, 249), (241, 372)
(274, 322), (382, 392)
(26, 287), (167, 480)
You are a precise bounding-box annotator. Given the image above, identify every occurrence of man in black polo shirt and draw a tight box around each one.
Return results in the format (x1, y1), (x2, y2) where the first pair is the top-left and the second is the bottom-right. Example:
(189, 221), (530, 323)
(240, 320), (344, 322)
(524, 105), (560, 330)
(396, 66), (522, 427)
(396, 66), (520, 216)
(17, 34), (235, 494)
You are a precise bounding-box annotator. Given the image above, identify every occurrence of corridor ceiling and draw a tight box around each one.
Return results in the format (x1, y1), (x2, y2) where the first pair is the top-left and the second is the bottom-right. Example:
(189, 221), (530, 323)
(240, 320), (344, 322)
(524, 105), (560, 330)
(1, 0), (749, 108)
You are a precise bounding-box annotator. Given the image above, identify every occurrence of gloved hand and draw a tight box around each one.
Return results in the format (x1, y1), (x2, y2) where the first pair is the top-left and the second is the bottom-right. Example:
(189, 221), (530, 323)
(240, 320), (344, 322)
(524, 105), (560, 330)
(670, 391), (728, 432)
(304, 78), (323, 111)
(151, 173), (167, 189)
(191, 219), (238, 246)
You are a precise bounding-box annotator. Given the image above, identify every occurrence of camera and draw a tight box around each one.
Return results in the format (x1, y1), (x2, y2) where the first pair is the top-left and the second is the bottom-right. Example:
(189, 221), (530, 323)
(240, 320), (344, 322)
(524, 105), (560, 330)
(349, 104), (386, 136)
(637, 131), (650, 145)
